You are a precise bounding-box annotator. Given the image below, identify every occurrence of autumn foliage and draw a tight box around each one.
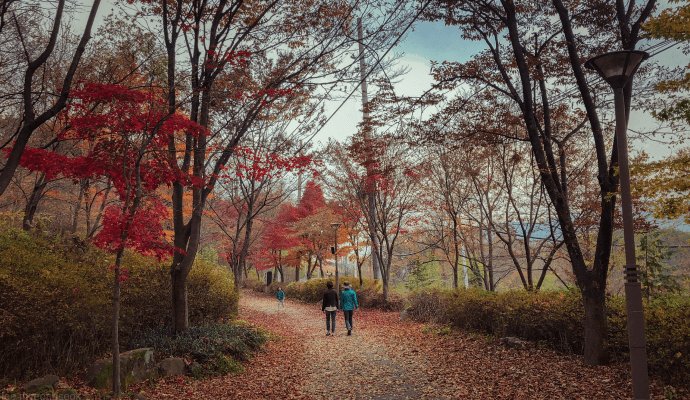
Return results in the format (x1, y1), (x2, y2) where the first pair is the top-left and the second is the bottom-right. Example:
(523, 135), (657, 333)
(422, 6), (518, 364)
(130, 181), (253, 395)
(3, 0), (690, 397)
(254, 181), (337, 280)
(0, 219), (238, 380)
(12, 83), (203, 259)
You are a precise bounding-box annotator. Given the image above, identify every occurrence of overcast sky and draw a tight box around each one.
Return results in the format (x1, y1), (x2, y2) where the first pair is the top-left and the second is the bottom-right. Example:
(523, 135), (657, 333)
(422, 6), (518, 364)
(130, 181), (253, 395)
(313, 21), (480, 147)
(80, 1), (685, 160)
(314, 13), (687, 161)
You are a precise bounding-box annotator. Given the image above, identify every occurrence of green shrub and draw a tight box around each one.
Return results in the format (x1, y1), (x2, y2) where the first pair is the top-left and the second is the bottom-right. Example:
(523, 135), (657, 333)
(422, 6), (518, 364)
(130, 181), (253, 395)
(128, 323), (267, 366)
(284, 278), (336, 303)
(242, 275), (265, 292)
(406, 288), (452, 324)
(118, 254), (239, 334)
(0, 221), (239, 381)
(356, 286), (407, 311)
(642, 294), (690, 386)
(209, 354), (245, 375)
(411, 288), (585, 351)
(186, 260), (239, 324)
(265, 276), (405, 311)
(407, 287), (690, 387)
(0, 225), (110, 380)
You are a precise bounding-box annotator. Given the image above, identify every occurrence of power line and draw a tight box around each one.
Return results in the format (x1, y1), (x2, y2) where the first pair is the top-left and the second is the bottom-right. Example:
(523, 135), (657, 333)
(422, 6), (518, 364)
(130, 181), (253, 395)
(299, 0), (435, 149)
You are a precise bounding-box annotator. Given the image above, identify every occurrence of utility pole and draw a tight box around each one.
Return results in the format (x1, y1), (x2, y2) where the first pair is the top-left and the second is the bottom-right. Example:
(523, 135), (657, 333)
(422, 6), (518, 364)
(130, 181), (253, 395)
(297, 141), (303, 202)
(358, 17), (380, 280)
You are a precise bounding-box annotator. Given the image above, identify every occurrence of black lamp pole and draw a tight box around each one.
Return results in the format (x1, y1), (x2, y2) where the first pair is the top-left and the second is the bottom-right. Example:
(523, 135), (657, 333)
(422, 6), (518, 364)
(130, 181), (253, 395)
(585, 50), (650, 400)
(331, 222), (341, 291)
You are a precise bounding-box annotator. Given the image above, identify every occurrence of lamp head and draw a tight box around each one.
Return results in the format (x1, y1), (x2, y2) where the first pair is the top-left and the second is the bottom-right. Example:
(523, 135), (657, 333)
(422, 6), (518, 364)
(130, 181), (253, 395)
(330, 222), (341, 229)
(584, 50), (649, 89)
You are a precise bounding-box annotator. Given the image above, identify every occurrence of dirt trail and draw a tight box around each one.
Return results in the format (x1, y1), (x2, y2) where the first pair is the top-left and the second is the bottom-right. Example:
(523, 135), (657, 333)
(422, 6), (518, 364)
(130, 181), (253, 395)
(125, 289), (674, 399)
(237, 290), (674, 400)
(240, 290), (446, 399)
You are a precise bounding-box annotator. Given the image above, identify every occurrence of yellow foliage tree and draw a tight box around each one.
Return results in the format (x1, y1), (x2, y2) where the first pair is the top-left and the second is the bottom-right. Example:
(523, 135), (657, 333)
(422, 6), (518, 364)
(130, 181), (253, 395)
(633, 149), (690, 223)
(644, 0), (690, 122)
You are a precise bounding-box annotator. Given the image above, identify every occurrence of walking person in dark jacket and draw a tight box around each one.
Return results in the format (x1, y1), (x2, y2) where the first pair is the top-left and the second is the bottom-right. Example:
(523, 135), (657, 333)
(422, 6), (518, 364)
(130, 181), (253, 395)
(322, 281), (339, 336)
(339, 281), (359, 336)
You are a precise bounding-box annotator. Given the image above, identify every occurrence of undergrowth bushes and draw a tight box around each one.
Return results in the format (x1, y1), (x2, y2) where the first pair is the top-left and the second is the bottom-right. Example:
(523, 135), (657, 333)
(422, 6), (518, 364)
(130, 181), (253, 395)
(0, 222), (238, 381)
(641, 295), (690, 385)
(242, 275), (265, 292)
(356, 285), (407, 311)
(257, 277), (407, 311)
(129, 323), (267, 376)
(408, 287), (690, 387)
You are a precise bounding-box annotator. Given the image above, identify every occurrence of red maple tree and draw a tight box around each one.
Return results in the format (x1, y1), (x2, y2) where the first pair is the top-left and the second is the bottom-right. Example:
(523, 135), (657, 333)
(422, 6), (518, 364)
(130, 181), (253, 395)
(13, 82), (202, 396)
(211, 144), (314, 287)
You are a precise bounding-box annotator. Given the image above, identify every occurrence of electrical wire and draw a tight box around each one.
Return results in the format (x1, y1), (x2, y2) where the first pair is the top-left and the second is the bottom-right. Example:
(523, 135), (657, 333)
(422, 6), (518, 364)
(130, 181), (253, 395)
(298, 0), (435, 149)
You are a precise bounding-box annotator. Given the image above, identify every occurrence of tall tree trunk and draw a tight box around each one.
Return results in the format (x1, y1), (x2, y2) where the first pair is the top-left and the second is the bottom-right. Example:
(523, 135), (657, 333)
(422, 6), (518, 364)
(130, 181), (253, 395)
(452, 217), (460, 290)
(490, 0), (622, 364)
(87, 183), (111, 238)
(234, 204), (254, 290)
(382, 258), (390, 302)
(488, 230), (495, 292)
(22, 172), (47, 230)
(111, 179), (141, 398)
(536, 243), (563, 290)
(306, 255), (314, 280)
(582, 285), (608, 364)
(111, 246), (124, 397)
(377, 249), (390, 302)
(0, 0), (101, 197)
(171, 269), (189, 331)
(71, 179), (87, 233)
(478, 216), (488, 290)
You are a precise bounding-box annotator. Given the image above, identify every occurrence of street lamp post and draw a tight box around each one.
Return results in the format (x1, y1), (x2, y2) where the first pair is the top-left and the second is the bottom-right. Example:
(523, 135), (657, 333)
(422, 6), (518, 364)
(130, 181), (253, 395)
(330, 222), (342, 291)
(585, 50), (650, 400)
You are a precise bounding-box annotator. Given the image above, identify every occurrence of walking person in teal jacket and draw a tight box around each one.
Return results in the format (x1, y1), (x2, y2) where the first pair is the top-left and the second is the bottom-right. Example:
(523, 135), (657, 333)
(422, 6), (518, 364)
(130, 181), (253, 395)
(339, 281), (359, 335)
(276, 287), (285, 311)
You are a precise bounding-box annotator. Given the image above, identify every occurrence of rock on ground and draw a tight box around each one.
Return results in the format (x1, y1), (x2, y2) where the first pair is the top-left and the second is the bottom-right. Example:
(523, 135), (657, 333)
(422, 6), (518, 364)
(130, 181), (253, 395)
(84, 348), (157, 391)
(23, 374), (59, 394)
(500, 336), (529, 349)
(158, 357), (186, 377)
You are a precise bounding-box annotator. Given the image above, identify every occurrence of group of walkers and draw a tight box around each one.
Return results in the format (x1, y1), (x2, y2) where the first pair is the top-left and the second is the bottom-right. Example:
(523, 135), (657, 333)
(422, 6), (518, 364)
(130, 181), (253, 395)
(275, 280), (359, 336)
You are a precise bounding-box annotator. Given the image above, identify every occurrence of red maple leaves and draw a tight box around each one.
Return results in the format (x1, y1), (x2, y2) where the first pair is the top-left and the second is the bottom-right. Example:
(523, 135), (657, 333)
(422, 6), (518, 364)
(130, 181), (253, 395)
(253, 181), (332, 273)
(222, 146), (314, 181)
(93, 198), (175, 261)
(9, 82), (204, 258)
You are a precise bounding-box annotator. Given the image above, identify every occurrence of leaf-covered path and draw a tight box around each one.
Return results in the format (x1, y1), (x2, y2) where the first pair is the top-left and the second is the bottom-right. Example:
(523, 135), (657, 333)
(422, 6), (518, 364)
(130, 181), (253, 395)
(135, 290), (674, 399)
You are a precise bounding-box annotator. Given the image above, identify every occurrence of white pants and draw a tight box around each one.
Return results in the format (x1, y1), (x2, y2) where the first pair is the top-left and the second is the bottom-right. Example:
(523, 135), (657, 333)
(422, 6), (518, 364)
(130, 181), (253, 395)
(277, 299), (284, 309)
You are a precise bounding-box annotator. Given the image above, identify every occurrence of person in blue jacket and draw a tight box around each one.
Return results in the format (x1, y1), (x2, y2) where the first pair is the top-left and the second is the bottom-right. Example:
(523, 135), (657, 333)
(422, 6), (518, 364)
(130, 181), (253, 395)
(339, 281), (359, 335)
(276, 287), (285, 310)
